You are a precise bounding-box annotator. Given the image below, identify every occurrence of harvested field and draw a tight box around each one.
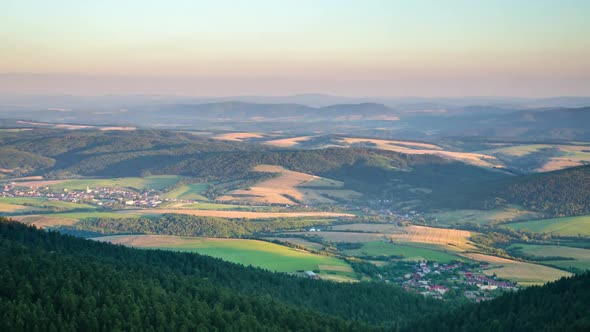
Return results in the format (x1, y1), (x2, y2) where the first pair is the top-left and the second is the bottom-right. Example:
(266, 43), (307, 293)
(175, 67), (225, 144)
(389, 225), (475, 251)
(12, 215), (78, 228)
(264, 136), (314, 147)
(291, 231), (388, 243)
(338, 138), (498, 167)
(0, 202), (34, 213)
(463, 253), (572, 285)
(213, 132), (264, 141)
(219, 165), (360, 205)
(124, 208), (353, 219)
(11, 179), (66, 187)
(331, 223), (404, 233)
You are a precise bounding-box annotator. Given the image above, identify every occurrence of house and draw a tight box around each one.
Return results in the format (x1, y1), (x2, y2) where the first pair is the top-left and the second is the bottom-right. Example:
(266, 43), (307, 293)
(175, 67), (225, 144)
(304, 271), (319, 279)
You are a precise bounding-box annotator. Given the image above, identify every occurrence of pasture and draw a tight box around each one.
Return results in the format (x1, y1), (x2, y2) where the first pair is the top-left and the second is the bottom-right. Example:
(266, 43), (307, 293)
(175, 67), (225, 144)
(162, 183), (209, 200)
(12, 211), (142, 227)
(343, 241), (464, 263)
(463, 253), (572, 286)
(46, 176), (182, 191)
(0, 197), (97, 213)
(94, 235), (354, 276)
(431, 207), (541, 226)
(509, 243), (590, 271)
(505, 215), (590, 236)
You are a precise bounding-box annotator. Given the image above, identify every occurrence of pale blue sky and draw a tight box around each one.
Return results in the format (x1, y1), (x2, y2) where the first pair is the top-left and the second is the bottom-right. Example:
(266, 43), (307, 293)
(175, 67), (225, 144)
(1, 0), (589, 96)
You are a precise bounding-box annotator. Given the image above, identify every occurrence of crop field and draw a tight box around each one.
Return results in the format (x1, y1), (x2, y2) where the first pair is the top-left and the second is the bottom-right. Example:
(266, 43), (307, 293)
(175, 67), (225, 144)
(218, 165), (360, 205)
(478, 144), (590, 172)
(291, 231), (389, 243)
(14, 176), (182, 191)
(94, 235), (354, 276)
(338, 137), (499, 167)
(343, 241), (465, 263)
(212, 132), (265, 141)
(389, 225), (475, 251)
(264, 237), (324, 250)
(331, 223), (405, 233)
(125, 208), (354, 219)
(164, 202), (273, 211)
(263, 135), (314, 147)
(0, 201), (36, 213)
(509, 243), (590, 271)
(0, 197), (97, 213)
(505, 215), (590, 236)
(431, 207), (541, 226)
(463, 253), (572, 286)
(162, 183), (210, 200)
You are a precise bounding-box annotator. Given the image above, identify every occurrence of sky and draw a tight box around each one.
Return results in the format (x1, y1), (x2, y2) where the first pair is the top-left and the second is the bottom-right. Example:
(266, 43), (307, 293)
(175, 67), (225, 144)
(1, 0), (589, 97)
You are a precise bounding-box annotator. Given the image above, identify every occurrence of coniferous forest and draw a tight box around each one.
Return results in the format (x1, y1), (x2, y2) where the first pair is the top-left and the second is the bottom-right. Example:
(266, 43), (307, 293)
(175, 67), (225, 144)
(1, 217), (589, 331)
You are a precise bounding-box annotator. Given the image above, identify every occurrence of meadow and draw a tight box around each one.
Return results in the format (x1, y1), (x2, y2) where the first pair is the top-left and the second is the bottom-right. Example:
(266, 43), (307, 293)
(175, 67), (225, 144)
(431, 207), (541, 226)
(162, 183), (210, 200)
(42, 175), (182, 191)
(343, 241), (464, 263)
(94, 235), (355, 279)
(509, 243), (590, 271)
(505, 215), (590, 236)
(0, 197), (97, 213)
(463, 253), (572, 286)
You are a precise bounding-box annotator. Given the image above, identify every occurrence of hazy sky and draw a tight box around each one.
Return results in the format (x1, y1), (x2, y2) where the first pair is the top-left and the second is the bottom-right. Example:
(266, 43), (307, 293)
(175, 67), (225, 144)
(1, 0), (589, 96)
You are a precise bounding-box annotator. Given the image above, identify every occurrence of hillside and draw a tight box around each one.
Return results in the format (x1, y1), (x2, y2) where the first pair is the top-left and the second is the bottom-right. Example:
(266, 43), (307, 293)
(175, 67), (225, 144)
(2, 218), (588, 331)
(0, 218), (446, 330)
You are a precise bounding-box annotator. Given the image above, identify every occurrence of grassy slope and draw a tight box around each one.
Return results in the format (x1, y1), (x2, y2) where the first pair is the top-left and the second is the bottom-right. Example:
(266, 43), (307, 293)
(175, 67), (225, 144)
(506, 215), (590, 236)
(510, 243), (590, 271)
(49, 175), (182, 191)
(94, 235), (355, 277)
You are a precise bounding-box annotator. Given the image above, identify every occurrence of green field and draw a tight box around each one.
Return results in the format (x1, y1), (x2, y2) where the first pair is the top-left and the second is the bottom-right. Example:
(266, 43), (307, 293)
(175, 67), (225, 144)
(162, 183), (209, 200)
(505, 215), (590, 236)
(95, 235), (355, 277)
(343, 241), (465, 263)
(0, 197), (96, 213)
(432, 207), (540, 226)
(509, 243), (590, 271)
(49, 175), (182, 191)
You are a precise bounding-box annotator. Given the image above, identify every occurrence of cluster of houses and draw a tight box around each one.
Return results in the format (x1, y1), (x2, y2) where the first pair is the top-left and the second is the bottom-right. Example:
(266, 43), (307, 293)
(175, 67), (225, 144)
(1, 183), (164, 208)
(394, 260), (517, 301)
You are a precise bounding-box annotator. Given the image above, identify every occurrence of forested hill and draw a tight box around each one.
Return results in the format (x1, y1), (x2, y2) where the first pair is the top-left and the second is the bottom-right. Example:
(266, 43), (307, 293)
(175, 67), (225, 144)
(1, 218), (588, 331)
(0, 218), (447, 330)
(484, 165), (590, 217)
(0, 129), (507, 203)
(408, 272), (590, 331)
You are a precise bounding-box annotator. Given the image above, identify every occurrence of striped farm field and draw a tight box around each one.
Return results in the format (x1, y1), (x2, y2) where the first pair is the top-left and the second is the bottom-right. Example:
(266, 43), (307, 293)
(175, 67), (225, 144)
(463, 253), (572, 286)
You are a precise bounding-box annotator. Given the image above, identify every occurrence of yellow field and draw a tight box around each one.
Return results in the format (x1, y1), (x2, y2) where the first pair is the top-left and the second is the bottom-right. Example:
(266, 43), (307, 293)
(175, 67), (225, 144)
(126, 208), (353, 219)
(218, 165), (360, 205)
(12, 215), (79, 228)
(292, 231), (388, 243)
(463, 253), (572, 285)
(331, 223), (403, 233)
(212, 132), (265, 141)
(264, 136), (314, 147)
(0, 202), (32, 212)
(338, 137), (499, 167)
(10, 179), (66, 187)
(389, 225), (475, 251)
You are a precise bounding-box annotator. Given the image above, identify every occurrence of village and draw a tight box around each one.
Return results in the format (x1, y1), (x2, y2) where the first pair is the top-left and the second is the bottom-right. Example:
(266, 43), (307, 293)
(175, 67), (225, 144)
(383, 260), (518, 302)
(1, 183), (164, 209)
